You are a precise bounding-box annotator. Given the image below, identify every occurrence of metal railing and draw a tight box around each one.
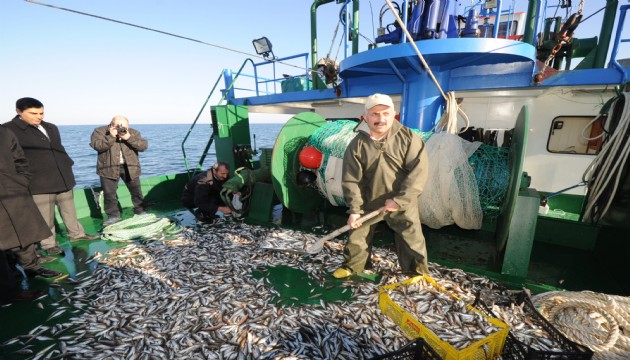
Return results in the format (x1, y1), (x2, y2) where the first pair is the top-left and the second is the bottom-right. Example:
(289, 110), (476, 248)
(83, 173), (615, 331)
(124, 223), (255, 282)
(609, 4), (630, 83)
(181, 58), (256, 178)
(250, 53), (311, 96)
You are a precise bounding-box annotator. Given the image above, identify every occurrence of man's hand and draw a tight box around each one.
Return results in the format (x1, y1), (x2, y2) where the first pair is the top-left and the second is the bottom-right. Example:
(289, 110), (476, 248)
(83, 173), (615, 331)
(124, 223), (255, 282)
(218, 206), (232, 215)
(119, 132), (131, 141)
(347, 213), (361, 229)
(383, 199), (400, 213)
(109, 126), (118, 138)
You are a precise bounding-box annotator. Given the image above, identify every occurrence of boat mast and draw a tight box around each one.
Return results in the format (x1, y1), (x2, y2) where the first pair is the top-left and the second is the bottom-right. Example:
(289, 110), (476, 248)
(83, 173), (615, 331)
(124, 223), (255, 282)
(310, 0), (360, 89)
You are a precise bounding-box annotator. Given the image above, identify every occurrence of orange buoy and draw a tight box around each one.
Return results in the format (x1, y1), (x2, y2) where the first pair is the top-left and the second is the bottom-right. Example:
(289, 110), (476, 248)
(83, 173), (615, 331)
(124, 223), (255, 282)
(298, 146), (323, 169)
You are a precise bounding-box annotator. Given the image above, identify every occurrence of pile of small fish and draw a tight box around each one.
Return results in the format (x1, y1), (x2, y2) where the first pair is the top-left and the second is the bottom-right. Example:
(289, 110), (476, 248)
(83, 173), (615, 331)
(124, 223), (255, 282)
(386, 278), (503, 351)
(488, 302), (565, 352)
(259, 229), (318, 253)
(1, 219), (568, 359)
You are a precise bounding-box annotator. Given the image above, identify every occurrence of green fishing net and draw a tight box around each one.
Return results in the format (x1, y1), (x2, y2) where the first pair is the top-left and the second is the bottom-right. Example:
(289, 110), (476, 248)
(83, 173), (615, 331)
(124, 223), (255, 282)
(303, 120), (510, 220)
(468, 144), (510, 219)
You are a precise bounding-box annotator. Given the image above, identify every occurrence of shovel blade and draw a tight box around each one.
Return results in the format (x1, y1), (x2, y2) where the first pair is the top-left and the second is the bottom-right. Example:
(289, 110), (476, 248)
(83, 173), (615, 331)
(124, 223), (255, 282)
(304, 239), (324, 254)
(261, 230), (318, 254)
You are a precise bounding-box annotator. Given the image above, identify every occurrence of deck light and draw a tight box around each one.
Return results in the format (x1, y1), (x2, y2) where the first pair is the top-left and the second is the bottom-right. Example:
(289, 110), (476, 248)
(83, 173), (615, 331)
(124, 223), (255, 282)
(252, 36), (275, 60)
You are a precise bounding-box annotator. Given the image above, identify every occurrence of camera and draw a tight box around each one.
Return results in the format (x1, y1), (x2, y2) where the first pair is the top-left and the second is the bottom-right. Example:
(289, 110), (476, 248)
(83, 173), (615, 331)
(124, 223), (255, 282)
(116, 125), (128, 136)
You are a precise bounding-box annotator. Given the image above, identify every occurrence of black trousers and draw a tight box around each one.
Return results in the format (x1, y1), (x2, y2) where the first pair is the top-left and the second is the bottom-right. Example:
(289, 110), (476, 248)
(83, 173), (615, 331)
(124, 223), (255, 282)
(100, 165), (145, 218)
(0, 249), (20, 301)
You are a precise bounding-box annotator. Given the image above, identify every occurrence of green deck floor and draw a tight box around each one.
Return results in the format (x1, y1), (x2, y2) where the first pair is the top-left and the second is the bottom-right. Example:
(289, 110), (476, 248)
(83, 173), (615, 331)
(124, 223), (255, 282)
(2, 180), (629, 358)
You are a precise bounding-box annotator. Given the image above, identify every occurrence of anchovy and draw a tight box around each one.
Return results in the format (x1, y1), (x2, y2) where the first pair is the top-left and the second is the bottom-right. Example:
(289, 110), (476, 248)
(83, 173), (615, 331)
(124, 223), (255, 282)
(2, 220), (543, 359)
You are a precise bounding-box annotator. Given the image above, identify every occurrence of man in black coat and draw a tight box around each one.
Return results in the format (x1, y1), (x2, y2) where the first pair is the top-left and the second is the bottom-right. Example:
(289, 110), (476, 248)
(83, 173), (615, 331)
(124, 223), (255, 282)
(0, 125), (62, 279)
(181, 162), (233, 220)
(3, 98), (98, 257)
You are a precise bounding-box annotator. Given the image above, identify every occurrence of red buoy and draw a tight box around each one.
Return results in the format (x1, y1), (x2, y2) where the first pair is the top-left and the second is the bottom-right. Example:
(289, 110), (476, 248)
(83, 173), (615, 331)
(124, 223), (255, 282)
(298, 146), (323, 169)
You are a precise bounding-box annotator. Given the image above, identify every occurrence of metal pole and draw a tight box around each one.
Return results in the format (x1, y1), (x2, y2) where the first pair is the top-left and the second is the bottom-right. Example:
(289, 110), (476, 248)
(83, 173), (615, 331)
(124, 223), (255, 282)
(594, 0), (619, 68)
(609, 5), (629, 68)
(401, 0), (409, 44)
(352, 0), (360, 54)
(493, 0), (503, 38)
(343, 0), (350, 59)
(311, 0), (335, 86)
(523, 0), (539, 45)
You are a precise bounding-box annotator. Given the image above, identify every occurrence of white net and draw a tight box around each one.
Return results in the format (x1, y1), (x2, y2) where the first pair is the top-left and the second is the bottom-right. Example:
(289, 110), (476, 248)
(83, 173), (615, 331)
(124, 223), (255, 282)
(419, 133), (483, 230)
(315, 155), (345, 206)
(307, 121), (493, 229)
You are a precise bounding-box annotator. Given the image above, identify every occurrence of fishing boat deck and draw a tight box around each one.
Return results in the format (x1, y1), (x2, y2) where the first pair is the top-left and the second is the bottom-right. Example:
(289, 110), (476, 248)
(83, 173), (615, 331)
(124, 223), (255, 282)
(1, 179), (627, 358)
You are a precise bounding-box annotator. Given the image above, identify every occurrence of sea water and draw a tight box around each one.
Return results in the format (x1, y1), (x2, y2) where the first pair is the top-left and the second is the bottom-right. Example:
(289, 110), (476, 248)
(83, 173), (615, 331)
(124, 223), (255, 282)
(59, 123), (284, 188)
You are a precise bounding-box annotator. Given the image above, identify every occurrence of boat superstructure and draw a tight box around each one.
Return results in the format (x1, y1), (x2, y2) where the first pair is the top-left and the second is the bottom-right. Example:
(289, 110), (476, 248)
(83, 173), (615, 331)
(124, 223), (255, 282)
(193, 0), (630, 296)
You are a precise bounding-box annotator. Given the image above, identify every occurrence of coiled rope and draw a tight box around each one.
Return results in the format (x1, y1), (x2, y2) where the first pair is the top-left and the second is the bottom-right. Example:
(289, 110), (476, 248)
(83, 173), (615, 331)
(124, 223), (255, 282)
(532, 291), (630, 359)
(583, 92), (630, 223)
(101, 213), (183, 242)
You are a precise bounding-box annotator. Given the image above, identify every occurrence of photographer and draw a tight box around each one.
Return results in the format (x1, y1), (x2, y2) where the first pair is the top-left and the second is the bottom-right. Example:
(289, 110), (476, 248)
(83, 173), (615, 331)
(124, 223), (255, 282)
(90, 115), (148, 226)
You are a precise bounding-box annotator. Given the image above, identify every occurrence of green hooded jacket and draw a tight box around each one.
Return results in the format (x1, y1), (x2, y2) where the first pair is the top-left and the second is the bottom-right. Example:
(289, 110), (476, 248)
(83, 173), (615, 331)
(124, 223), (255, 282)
(342, 120), (428, 214)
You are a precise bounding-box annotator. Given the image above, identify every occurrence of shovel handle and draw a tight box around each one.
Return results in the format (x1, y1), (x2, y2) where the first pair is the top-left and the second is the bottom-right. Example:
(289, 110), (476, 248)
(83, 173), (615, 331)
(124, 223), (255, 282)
(317, 207), (384, 243)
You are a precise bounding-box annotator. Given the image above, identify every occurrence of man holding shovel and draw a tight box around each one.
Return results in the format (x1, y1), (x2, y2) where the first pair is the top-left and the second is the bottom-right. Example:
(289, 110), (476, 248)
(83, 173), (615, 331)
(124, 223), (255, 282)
(333, 93), (430, 279)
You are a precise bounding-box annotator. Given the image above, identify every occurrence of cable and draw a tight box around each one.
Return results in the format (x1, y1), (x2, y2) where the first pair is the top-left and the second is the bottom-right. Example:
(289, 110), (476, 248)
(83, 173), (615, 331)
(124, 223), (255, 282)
(25, 0), (318, 76)
(581, 114), (607, 142)
(327, 19), (342, 59)
(369, 1), (375, 40)
(583, 96), (627, 221)
(582, 93), (630, 223)
(383, 0), (470, 134)
(432, 92), (471, 134)
(384, 0), (447, 99)
(579, 5), (608, 25)
(358, 32), (377, 45)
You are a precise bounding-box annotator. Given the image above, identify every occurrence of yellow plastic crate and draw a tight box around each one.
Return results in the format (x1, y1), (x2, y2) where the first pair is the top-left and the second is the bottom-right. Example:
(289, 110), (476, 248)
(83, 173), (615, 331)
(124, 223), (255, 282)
(378, 275), (509, 360)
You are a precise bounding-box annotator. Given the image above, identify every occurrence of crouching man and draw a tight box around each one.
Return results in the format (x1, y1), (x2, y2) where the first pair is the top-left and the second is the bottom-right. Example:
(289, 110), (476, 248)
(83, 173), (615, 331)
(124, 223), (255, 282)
(181, 162), (232, 221)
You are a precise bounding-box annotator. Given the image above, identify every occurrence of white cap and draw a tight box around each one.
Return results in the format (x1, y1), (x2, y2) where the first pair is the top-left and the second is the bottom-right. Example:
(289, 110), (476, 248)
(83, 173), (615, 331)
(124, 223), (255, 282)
(364, 93), (395, 112)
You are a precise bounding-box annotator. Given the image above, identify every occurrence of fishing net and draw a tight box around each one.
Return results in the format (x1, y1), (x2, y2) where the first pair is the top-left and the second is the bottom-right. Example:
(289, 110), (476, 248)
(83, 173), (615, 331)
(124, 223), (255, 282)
(282, 136), (309, 189)
(419, 133), (483, 229)
(101, 213), (182, 242)
(309, 119), (358, 158)
(303, 120), (511, 228)
(310, 120), (358, 206)
(468, 144), (511, 220)
(411, 128), (435, 143)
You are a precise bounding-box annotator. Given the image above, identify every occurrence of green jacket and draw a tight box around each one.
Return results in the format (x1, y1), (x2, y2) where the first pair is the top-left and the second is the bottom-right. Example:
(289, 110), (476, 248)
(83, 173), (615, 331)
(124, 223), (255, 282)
(342, 120), (428, 214)
(90, 126), (148, 180)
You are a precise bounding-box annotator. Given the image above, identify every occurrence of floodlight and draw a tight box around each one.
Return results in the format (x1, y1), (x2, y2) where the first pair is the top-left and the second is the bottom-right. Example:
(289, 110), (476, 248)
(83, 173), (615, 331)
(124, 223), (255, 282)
(252, 36), (275, 60)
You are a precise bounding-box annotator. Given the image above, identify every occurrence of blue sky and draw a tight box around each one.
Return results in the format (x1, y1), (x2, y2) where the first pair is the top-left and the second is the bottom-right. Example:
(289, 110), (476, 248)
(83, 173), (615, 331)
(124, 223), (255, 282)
(0, 0), (626, 125)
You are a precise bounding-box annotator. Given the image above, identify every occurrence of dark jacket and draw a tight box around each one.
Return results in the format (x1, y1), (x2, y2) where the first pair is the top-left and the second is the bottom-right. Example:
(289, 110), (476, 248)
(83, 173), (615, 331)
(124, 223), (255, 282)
(181, 171), (227, 215)
(3, 116), (76, 194)
(0, 126), (53, 251)
(90, 126), (148, 180)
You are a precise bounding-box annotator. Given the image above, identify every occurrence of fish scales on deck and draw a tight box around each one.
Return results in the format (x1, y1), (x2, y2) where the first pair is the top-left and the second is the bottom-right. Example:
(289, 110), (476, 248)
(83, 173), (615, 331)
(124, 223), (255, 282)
(3, 220), (565, 359)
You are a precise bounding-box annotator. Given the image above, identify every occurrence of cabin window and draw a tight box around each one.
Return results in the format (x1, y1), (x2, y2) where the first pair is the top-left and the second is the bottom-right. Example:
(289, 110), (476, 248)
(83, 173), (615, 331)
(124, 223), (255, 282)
(547, 115), (604, 154)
